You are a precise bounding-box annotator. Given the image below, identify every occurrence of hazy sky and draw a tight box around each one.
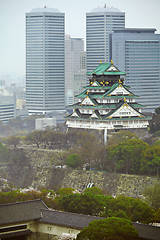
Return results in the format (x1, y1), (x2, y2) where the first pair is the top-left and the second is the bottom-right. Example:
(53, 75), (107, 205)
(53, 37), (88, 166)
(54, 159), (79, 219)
(0, 0), (160, 76)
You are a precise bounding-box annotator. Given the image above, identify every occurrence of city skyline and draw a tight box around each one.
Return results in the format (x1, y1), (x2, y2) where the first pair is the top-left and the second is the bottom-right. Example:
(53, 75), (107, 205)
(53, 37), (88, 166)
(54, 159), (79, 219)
(0, 0), (160, 76)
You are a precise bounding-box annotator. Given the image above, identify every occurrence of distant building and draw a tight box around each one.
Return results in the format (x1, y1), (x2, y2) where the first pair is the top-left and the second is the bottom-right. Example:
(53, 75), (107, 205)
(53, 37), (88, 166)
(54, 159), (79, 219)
(65, 35), (84, 106)
(80, 51), (86, 71)
(74, 51), (87, 103)
(66, 61), (151, 143)
(26, 7), (65, 114)
(0, 95), (16, 123)
(35, 118), (56, 130)
(86, 6), (125, 74)
(110, 28), (160, 112)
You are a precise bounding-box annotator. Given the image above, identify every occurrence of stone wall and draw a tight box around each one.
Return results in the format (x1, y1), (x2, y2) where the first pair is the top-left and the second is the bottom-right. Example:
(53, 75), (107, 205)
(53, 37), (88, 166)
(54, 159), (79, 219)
(60, 170), (158, 197)
(0, 148), (159, 197)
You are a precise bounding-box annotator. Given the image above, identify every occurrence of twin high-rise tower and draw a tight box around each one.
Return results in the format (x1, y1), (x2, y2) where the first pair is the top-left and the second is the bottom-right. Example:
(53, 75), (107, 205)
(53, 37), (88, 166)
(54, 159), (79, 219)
(26, 8), (65, 114)
(86, 7), (125, 73)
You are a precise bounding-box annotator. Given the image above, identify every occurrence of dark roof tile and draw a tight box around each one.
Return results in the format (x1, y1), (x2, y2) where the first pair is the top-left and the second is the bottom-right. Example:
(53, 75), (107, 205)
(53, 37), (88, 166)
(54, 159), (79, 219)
(0, 199), (48, 226)
(39, 209), (103, 229)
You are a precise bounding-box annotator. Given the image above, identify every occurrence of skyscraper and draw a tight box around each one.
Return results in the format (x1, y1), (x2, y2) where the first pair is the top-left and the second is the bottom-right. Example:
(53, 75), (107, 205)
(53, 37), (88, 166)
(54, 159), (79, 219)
(86, 6), (125, 74)
(110, 28), (160, 112)
(26, 8), (65, 114)
(65, 35), (84, 106)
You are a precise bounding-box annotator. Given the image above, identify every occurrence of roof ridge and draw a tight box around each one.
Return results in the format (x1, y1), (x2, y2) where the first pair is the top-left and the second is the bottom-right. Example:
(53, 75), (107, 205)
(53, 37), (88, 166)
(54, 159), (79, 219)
(41, 208), (104, 218)
(0, 199), (47, 208)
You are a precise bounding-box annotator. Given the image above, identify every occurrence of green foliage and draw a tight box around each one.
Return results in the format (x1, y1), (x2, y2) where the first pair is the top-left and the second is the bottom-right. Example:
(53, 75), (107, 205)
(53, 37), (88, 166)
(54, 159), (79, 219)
(107, 130), (138, 147)
(153, 131), (160, 138)
(141, 145), (160, 176)
(76, 217), (138, 240)
(59, 193), (110, 216)
(5, 135), (20, 147)
(154, 208), (160, 222)
(155, 106), (160, 115)
(106, 139), (148, 174)
(65, 154), (83, 169)
(150, 113), (160, 133)
(105, 195), (154, 224)
(9, 148), (28, 164)
(0, 141), (9, 162)
(0, 189), (58, 209)
(56, 187), (75, 197)
(26, 130), (44, 148)
(143, 183), (160, 210)
(83, 187), (103, 195)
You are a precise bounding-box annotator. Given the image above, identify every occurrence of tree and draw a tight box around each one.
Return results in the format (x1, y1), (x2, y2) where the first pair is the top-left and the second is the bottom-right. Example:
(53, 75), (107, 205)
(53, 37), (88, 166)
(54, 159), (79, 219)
(107, 130), (138, 147)
(26, 130), (44, 148)
(6, 135), (20, 148)
(155, 106), (160, 115)
(149, 113), (160, 133)
(105, 195), (154, 224)
(141, 145), (160, 177)
(76, 217), (138, 240)
(0, 142), (9, 162)
(107, 139), (148, 174)
(56, 187), (75, 197)
(9, 148), (28, 164)
(143, 183), (160, 210)
(65, 154), (83, 169)
(59, 193), (109, 216)
(83, 186), (103, 195)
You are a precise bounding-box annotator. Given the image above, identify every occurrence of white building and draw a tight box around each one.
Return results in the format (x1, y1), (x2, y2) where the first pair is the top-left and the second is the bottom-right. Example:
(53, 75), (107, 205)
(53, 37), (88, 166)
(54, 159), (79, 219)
(26, 7), (65, 114)
(0, 94), (16, 123)
(86, 6), (125, 74)
(35, 118), (56, 130)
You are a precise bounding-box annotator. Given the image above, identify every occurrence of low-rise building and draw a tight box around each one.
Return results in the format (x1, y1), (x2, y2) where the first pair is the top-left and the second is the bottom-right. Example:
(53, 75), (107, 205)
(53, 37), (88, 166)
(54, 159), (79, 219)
(0, 200), (160, 240)
(35, 118), (57, 130)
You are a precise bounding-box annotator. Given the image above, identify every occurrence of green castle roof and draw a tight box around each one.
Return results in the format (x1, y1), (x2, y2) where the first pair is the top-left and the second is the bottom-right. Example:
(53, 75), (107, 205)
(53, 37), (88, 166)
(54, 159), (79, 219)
(87, 62), (126, 76)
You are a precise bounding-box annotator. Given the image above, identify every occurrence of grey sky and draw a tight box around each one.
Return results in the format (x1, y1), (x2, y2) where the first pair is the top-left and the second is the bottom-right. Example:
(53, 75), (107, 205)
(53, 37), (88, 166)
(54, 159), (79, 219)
(0, 0), (160, 76)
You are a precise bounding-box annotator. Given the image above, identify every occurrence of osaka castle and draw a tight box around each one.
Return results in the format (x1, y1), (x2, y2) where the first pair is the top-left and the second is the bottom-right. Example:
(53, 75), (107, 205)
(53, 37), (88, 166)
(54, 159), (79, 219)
(66, 61), (151, 143)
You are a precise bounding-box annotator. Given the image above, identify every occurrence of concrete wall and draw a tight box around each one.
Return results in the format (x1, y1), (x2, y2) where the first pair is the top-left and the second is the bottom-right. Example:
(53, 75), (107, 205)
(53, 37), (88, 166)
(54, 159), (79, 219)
(27, 221), (79, 240)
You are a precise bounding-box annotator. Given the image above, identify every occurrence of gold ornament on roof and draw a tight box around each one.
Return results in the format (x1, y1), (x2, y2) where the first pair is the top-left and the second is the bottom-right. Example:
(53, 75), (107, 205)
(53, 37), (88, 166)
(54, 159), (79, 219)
(119, 79), (122, 84)
(100, 60), (102, 63)
(111, 59), (113, 65)
(124, 97), (127, 102)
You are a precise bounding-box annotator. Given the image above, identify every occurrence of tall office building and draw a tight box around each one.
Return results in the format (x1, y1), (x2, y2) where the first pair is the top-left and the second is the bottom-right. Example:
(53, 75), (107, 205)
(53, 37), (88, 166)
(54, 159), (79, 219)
(86, 6), (125, 74)
(110, 28), (160, 112)
(65, 35), (84, 106)
(26, 8), (65, 114)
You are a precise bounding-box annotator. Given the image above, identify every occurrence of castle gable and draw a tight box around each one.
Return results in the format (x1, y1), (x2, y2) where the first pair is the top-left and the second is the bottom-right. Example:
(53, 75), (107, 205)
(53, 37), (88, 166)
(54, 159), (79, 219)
(106, 102), (144, 119)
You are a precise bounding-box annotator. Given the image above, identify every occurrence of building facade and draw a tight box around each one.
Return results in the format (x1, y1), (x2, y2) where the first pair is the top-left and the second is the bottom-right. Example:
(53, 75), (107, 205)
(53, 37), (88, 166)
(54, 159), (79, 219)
(86, 6), (125, 74)
(74, 51), (87, 103)
(26, 7), (65, 114)
(65, 35), (84, 106)
(66, 61), (150, 143)
(0, 95), (16, 123)
(110, 28), (160, 112)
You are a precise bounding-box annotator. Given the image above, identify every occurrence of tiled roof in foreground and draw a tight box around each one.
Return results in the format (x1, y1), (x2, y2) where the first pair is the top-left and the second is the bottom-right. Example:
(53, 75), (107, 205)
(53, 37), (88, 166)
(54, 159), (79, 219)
(0, 200), (160, 240)
(39, 209), (103, 230)
(0, 199), (48, 226)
